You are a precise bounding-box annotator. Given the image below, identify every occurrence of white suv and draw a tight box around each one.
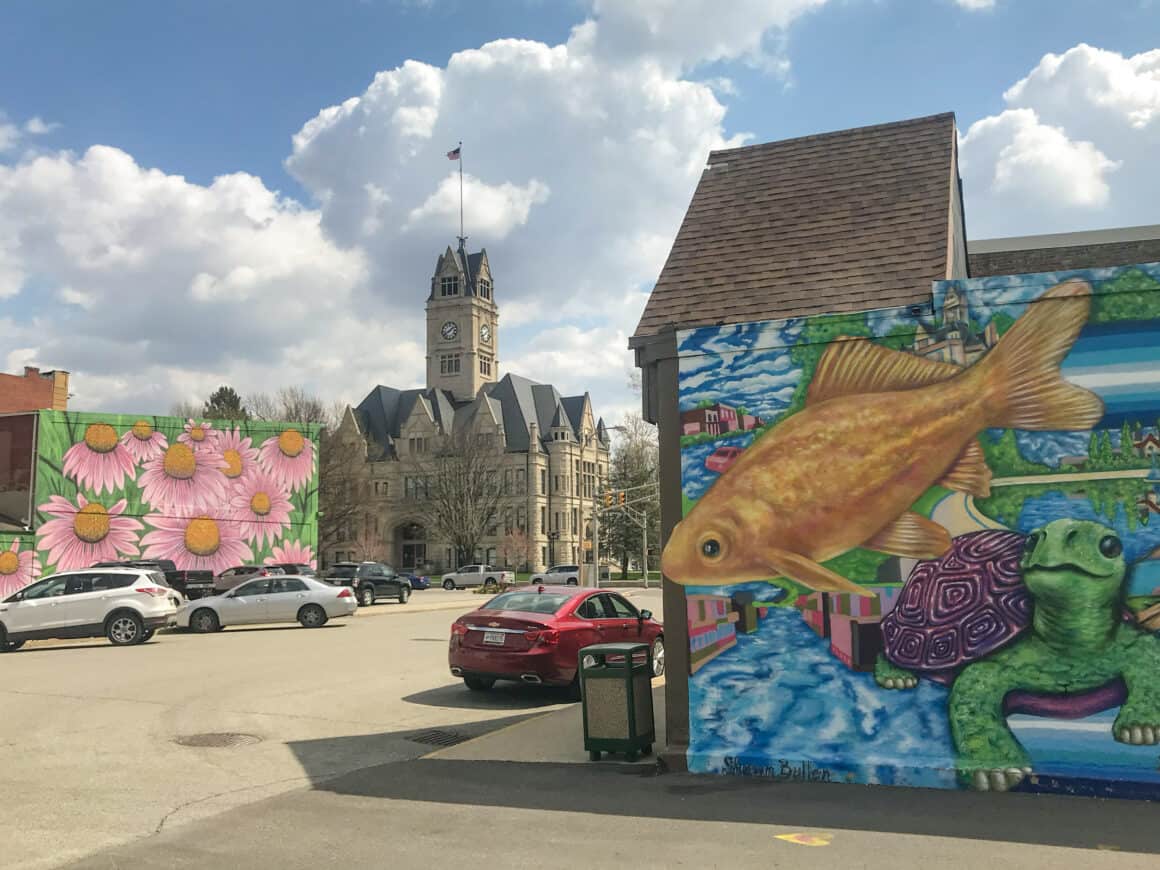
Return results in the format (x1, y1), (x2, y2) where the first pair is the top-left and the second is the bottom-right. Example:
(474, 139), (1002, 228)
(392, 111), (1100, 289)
(0, 568), (178, 651)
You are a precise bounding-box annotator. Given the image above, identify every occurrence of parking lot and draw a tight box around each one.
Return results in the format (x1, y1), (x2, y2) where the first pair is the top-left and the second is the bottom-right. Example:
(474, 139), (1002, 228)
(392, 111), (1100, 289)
(0, 587), (662, 870)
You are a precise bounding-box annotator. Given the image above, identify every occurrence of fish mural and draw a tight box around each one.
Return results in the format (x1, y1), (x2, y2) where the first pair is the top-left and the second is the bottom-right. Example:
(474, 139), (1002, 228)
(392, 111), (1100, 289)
(664, 281), (1103, 596)
(674, 261), (1160, 799)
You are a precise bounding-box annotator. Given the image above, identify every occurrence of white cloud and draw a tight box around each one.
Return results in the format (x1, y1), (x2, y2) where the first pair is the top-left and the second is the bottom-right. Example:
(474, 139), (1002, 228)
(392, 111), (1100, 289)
(953, 0), (995, 10)
(24, 117), (59, 135)
(0, 122), (19, 153)
(961, 44), (1160, 236)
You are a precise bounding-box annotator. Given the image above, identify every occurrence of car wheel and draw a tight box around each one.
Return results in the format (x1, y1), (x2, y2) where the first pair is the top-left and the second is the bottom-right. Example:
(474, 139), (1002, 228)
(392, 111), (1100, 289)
(566, 578), (578, 586)
(106, 612), (144, 646)
(484, 578), (498, 592)
(298, 604), (328, 628)
(651, 637), (665, 678)
(359, 586), (375, 607)
(464, 676), (495, 691)
(140, 628), (155, 642)
(443, 579), (455, 591)
(0, 627), (22, 652)
(567, 674), (582, 702)
(190, 609), (219, 634)
(397, 586), (410, 604)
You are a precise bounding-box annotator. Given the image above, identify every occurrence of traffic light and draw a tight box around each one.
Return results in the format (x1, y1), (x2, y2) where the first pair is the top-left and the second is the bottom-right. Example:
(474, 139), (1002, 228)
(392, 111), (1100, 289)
(603, 491), (613, 507)
(618, 491), (626, 506)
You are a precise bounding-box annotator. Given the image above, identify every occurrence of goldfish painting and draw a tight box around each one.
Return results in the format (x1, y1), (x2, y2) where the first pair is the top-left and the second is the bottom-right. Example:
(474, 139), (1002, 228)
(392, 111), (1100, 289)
(662, 280), (1105, 596)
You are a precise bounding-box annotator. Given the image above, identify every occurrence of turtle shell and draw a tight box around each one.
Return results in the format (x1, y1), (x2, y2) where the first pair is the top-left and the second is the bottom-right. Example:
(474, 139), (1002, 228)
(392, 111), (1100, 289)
(881, 529), (1031, 674)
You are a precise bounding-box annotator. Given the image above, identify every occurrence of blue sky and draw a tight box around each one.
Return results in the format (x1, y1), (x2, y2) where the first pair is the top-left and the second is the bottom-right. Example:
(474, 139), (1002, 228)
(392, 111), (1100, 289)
(1, 1), (1158, 419)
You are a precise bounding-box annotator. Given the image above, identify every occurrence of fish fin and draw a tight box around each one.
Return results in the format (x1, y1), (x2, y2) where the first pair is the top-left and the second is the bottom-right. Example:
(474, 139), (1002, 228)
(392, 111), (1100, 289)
(764, 548), (875, 597)
(864, 512), (952, 560)
(938, 439), (993, 497)
(807, 337), (962, 405)
(973, 279), (1104, 430)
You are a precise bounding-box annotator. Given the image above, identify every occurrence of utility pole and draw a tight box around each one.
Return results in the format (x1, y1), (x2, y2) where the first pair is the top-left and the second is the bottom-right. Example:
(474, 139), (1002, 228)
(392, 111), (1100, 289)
(641, 520), (648, 589)
(592, 499), (600, 588)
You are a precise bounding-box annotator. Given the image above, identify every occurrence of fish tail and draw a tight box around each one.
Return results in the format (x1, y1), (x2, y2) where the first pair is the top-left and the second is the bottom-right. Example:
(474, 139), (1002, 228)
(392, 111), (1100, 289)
(972, 279), (1104, 431)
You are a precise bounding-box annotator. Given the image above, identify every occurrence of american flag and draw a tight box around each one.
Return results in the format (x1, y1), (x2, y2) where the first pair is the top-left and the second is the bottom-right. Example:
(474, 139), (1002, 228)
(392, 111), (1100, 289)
(447, 146), (461, 160)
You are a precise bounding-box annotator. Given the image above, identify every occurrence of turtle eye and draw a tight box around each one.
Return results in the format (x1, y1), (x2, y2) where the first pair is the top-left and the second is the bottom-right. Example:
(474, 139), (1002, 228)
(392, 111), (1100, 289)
(1023, 531), (1042, 555)
(701, 538), (722, 560)
(1099, 535), (1122, 559)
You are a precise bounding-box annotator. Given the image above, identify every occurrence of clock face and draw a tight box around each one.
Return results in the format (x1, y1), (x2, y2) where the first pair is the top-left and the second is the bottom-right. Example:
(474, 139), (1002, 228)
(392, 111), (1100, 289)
(440, 321), (459, 341)
(480, 324), (492, 343)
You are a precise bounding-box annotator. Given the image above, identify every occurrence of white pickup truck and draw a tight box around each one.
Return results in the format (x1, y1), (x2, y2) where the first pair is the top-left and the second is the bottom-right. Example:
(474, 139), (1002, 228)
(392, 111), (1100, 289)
(440, 564), (515, 591)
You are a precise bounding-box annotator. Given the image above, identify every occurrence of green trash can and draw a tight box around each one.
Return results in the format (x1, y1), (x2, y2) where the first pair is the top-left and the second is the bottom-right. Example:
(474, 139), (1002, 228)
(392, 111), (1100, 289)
(579, 642), (654, 761)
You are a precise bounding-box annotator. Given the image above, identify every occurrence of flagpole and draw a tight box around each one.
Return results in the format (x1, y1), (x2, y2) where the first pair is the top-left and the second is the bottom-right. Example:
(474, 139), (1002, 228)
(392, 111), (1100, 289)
(458, 140), (464, 242)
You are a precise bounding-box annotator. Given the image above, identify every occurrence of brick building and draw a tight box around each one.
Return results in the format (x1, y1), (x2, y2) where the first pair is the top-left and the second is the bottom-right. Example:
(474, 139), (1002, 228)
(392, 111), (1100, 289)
(0, 368), (69, 414)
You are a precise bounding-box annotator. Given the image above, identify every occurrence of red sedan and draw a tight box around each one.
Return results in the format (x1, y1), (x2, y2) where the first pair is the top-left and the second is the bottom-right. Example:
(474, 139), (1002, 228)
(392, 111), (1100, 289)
(449, 586), (664, 695)
(705, 445), (744, 473)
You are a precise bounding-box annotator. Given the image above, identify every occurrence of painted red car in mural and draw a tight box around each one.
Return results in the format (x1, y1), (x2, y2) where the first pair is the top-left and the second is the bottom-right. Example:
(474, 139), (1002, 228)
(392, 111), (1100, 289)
(449, 586), (664, 694)
(705, 445), (744, 473)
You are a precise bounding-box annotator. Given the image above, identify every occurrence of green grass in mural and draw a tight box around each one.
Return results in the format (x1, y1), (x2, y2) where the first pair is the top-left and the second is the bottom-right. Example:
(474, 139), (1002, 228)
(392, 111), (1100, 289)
(974, 479), (1149, 531)
(910, 486), (952, 519)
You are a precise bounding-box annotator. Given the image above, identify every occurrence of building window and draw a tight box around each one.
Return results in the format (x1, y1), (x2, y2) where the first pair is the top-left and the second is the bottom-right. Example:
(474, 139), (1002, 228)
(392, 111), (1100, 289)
(541, 546), (548, 565)
(440, 354), (461, 375)
(515, 468), (525, 495)
(408, 437), (429, 454)
(440, 276), (459, 297)
(572, 508), (578, 535)
(504, 469), (512, 495)
(478, 277), (492, 299)
(540, 506), (547, 532)
(540, 469), (547, 493)
(479, 355), (492, 376)
(517, 507), (526, 532)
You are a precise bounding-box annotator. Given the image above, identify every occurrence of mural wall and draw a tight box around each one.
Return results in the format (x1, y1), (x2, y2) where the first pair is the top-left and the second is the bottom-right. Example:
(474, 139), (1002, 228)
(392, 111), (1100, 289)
(0, 411), (318, 597)
(665, 262), (1160, 798)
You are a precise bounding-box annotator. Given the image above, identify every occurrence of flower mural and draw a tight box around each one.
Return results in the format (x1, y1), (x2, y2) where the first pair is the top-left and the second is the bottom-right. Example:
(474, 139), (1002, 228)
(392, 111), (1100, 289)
(120, 419), (169, 465)
(62, 422), (138, 495)
(36, 494), (143, 571)
(139, 442), (229, 513)
(265, 540), (316, 570)
(230, 469), (293, 548)
(259, 427), (315, 493)
(140, 511), (253, 575)
(15, 411), (319, 581)
(0, 538), (40, 598)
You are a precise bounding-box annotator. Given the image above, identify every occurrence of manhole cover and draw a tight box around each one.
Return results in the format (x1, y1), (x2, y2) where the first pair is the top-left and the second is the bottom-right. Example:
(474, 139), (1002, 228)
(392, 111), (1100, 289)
(407, 728), (469, 747)
(173, 732), (262, 748)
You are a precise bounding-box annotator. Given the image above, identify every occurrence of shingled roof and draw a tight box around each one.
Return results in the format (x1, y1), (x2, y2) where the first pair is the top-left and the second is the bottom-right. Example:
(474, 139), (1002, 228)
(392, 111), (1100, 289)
(969, 225), (1160, 277)
(632, 113), (962, 338)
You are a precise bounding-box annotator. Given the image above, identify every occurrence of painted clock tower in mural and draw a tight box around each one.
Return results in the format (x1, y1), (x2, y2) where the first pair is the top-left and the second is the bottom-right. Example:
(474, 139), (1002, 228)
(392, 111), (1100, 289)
(425, 240), (499, 402)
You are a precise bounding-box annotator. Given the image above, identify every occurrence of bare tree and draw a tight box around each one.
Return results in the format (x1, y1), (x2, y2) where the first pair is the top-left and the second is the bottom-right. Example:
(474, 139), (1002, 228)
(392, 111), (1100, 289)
(414, 431), (505, 568)
(247, 386), (328, 424)
(606, 414), (660, 577)
(169, 400), (201, 419)
(317, 406), (372, 564)
(498, 528), (532, 572)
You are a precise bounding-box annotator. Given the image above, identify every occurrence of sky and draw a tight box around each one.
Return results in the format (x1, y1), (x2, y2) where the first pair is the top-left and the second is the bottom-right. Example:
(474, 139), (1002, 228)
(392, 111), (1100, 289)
(1, 0), (1158, 426)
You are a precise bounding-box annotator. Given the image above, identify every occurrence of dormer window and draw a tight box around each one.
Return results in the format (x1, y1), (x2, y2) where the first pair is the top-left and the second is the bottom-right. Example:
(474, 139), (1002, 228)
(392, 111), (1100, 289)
(440, 276), (459, 297)
(478, 277), (492, 300)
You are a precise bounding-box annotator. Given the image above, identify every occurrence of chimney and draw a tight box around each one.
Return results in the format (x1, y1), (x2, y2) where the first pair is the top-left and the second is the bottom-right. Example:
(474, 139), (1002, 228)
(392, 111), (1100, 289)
(23, 366), (40, 378)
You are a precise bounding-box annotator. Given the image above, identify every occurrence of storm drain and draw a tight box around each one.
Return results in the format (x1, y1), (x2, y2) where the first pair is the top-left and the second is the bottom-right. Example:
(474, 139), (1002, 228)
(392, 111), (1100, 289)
(173, 732), (262, 748)
(407, 728), (469, 748)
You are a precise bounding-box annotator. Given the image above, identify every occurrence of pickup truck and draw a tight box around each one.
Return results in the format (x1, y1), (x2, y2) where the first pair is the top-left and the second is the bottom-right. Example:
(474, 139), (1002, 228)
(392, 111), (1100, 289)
(440, 564), (514, 591)
(92, 559), (215, 599)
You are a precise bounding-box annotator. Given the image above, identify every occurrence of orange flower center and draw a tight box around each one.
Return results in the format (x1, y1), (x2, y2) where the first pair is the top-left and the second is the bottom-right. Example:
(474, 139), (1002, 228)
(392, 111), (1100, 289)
(250, 492), (272, 516)
(278, 429), (305, 458)
(83, 423), (119, 454)
(73, 503), (111, 543)
(223, 449), (244, 478)
(163, 444), (197, 480)
(0, 551), (18, 575)
(131, 420), (154, 440)
(184, 517), (220, 557)
(190, 426), (207, 442)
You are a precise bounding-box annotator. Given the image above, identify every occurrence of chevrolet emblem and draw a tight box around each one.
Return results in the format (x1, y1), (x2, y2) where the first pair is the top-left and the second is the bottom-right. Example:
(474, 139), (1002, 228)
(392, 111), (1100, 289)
(488, 622), (500, 628)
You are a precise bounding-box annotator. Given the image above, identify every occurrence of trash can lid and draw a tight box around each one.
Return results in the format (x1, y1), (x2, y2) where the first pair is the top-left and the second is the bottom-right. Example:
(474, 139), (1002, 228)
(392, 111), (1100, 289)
(579, 642), (649, 655)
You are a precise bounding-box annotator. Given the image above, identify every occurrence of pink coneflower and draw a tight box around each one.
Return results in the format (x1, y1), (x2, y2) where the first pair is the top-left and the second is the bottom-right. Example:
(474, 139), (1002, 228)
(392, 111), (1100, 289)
(216, 428), (260, 483)
(265, 540), (316, 571)
(36, 494), (143, 573)
(230, 469), (292, 548)
(139, 442), (228, 512)
(120, 419), (169, 465)
(178, 419), (220, 454)
(62, 422), (138, 495)
(140, 512), (252, 575)
(258, 428), (315, 493)
(0, 539), (41, 598)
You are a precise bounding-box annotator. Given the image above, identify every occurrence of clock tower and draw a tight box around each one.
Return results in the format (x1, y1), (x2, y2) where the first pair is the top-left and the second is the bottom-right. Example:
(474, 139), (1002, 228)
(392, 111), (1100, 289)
(425, 240), (499, 401)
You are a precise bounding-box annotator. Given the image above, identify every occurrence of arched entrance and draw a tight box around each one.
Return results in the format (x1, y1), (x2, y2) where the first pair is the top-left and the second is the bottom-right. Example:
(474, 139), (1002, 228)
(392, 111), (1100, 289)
(396, 522), (427, 572)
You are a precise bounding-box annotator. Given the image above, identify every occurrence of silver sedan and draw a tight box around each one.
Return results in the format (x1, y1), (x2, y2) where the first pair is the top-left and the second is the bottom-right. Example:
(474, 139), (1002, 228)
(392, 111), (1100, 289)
(176, 575), (358, 632)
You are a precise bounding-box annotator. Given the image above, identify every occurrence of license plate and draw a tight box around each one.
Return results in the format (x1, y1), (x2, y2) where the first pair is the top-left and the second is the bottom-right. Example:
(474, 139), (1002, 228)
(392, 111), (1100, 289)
(483, 631), (506, 646)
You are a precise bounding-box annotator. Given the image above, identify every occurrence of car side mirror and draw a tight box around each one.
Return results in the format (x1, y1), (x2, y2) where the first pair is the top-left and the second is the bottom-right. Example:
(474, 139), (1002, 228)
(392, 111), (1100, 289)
(639, 610), (652, 620)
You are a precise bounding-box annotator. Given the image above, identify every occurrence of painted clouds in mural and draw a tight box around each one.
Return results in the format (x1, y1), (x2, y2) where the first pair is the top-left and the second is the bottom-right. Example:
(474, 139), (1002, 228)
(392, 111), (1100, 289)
(669, 262), (1160, 798)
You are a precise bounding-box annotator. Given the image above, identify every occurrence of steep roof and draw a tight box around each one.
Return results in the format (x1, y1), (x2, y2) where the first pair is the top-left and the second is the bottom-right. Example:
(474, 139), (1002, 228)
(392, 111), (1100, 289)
(969, 225), (1160, 277)
(632, 113), (960, 338)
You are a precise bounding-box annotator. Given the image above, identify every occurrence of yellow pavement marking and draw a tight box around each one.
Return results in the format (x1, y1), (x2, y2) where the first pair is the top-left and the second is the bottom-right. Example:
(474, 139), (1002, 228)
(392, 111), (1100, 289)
(775, 833), (832, 847)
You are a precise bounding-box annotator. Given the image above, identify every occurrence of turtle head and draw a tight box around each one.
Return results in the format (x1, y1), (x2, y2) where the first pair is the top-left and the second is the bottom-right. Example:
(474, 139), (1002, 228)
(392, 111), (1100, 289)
(1019, 518), (1126, 607)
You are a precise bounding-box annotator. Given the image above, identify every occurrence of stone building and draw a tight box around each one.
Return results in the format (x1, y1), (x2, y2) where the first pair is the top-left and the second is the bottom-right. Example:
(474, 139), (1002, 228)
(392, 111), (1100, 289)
(328, 240), (611, 573)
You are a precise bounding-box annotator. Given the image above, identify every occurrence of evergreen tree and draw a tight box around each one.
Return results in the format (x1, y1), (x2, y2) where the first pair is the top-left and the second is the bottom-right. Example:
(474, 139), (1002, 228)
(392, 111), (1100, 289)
(203, 385), (249, 420)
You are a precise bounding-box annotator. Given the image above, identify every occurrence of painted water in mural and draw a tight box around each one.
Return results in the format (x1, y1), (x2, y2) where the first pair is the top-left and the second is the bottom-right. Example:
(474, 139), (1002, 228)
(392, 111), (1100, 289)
(0, 411), (319, 598)
(667, 262), (1160, 797)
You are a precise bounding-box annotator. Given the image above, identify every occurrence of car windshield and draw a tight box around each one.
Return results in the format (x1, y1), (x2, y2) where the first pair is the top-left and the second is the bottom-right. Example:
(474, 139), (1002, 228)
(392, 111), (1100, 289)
(484, 591), (573, 614)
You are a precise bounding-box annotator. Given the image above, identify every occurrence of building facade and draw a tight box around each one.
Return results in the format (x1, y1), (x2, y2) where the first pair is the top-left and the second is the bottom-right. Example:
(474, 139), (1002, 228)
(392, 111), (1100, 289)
(328, 241), (610, 574)
(0, 367), (69, 414)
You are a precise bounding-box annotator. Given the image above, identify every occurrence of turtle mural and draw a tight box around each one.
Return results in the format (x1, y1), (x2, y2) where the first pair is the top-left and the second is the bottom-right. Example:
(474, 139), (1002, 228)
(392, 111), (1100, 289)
(876, 519), (1160, 792)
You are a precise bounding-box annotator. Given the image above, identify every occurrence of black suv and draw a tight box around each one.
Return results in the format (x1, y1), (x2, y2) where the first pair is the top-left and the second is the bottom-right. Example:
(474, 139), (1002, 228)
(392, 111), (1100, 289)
(324, 562), (411, 607)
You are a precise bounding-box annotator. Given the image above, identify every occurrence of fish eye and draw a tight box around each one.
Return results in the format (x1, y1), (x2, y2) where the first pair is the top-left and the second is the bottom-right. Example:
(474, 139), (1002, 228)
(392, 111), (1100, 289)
(1099, 535), (1122, 559)
(701, 538), (722, 560)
